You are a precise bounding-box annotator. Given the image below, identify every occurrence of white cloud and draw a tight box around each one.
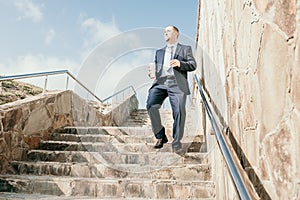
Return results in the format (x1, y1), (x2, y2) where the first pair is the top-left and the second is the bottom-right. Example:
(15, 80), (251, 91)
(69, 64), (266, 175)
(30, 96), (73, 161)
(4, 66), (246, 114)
(0, 54), (79, 90)
(81, 17), (120, 49)
(2, 54), (76, 73)
(14, 0), (43, 22)
(45, 29), (56, 45)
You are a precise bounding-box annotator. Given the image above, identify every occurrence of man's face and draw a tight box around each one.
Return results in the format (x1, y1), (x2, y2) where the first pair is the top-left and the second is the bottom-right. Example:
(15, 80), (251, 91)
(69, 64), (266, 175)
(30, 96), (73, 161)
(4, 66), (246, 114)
(164, 26), (177, 42)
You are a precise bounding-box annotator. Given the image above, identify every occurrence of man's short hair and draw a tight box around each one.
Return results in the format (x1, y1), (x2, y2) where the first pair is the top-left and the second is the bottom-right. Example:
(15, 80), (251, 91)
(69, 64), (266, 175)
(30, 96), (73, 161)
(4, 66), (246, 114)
(172, 25), (179, 34)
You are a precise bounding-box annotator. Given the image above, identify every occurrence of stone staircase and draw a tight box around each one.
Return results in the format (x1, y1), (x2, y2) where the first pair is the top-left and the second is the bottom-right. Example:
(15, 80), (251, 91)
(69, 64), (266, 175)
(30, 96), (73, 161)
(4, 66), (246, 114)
(0, 109), (215, 199)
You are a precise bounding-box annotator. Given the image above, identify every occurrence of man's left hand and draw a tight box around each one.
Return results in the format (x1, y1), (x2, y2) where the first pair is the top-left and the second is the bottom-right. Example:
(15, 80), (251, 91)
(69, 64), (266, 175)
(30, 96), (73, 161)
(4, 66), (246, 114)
(170, 59), (180, 68)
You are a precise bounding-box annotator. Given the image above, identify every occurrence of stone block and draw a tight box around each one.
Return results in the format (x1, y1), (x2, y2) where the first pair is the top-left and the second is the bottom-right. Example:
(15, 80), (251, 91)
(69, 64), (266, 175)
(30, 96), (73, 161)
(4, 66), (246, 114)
(236, 5), (253, 69)
(96, 182), (121, 197)
(24, 135), (40, 149)
(253, 0), (270, 13)
(257, 23), (290, 136)
(71, 179), (97, 196)
(259, 155), (271, 181)
(292, 111), (300, 180)
(244, 130), (259, 167)
(238, 73), (258, 130)
(191, 182), (215, 198)
(155, 182), (170, 199)
(11, 132), (23, 148)
(2, 108), (23, 132)
(124, 183), (144, 198)
(253, 0), (296, 36)
(53, 114), (72, 129)
(0, 156), (9, 173)
(171, 183), (189, 199)
(273, 0), (296, 36)
(70, 164), (90, 177)
(0, 139), (6, 155)
(54, 91), (72, 114)
(23, 106), (52, 136)
(264, 122), (293, 199)
(292, 49), (300, 111)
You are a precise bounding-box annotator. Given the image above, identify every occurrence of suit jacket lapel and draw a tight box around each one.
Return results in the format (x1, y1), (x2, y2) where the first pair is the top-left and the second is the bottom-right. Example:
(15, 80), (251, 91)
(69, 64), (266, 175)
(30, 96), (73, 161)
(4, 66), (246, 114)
(157, 44), (181, 74)
(174, 43), (182, 59)
(157, 47), (166, 73)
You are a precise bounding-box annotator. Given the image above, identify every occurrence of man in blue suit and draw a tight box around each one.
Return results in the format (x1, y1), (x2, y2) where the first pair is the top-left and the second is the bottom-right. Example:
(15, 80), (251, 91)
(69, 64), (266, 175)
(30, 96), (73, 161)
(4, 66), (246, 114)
(146, 25), (197, 154)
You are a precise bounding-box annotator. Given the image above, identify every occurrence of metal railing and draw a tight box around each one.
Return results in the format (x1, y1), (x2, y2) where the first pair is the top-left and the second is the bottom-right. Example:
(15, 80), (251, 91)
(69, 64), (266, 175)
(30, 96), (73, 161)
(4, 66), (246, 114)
(0, 70), (136, 112)
(102, 85), (136, 102)
(101, 85), (136, 113)
(194, 74), (250, 200)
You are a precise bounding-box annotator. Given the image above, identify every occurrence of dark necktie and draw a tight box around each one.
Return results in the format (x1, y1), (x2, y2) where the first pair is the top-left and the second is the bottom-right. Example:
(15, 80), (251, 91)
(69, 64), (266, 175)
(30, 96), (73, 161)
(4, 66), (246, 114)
(170, 46), (174, 60)
(167, 46), (174, 74)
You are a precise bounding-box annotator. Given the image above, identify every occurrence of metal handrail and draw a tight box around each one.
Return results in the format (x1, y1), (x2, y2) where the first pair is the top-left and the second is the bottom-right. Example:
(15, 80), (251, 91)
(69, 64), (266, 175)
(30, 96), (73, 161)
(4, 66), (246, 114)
(0, 69), (103, 103)
(0, 69), (68, 81)
(102, 85), (136, 102)
(0, 70), (136, 106)
(194, 74), (250, 200)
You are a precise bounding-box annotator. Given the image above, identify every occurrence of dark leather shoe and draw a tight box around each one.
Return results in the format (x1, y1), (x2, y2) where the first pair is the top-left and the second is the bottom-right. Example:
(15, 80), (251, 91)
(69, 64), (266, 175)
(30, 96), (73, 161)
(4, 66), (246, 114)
(162, 137), (168, 144)
(154, 137), (168, 149)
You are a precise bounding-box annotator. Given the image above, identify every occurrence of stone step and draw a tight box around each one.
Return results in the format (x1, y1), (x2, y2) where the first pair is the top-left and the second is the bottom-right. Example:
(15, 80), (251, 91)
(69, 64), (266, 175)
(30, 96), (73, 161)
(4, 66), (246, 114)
(26, 150), (209, 165)
(39, 140), (205, 153)
(51, 133), (119, 143)
(0, 175), (215, 199)
(50, 133), (204, 153)
(61, 127), (155, 137)
(120, 120), (151, 127)
(39, 141), (118, 152)
(121, 109), (173, 127)
(50, 133), (156, 143)
(8, 161), (211, 181)
(0, 192), (216, 200)
(57, 127), (205, 147)
(98, 151), (197, 165)
(59, 126), (205, 144)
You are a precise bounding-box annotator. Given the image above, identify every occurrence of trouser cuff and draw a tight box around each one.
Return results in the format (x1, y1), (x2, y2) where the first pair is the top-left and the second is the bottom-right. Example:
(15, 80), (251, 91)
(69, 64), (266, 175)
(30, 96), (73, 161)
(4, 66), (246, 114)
(155, 127), (166, 139)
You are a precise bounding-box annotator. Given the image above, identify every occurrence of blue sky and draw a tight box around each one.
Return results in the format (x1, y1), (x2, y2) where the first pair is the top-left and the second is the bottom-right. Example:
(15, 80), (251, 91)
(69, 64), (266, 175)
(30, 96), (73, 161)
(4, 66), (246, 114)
(0, 0), (198, 104)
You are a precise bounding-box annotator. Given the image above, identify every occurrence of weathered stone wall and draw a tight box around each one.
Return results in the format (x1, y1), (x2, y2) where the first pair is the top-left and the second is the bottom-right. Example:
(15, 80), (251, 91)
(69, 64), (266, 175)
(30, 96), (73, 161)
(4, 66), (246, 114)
(0, 90), (138, 173)
(110, 95), (139, 126)
(0, 91), (72, 173)
(195, 0), (300, 199)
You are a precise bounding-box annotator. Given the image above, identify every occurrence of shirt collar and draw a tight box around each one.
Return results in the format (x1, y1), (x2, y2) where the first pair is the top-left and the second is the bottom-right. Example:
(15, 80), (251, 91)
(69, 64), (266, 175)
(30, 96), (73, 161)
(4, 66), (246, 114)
(167, 42), (178, 48)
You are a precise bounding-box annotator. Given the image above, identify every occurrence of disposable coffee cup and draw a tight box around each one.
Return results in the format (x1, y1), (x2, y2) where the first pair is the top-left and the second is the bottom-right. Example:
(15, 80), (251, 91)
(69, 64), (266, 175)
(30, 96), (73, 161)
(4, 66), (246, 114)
(148, 62), (156, 79)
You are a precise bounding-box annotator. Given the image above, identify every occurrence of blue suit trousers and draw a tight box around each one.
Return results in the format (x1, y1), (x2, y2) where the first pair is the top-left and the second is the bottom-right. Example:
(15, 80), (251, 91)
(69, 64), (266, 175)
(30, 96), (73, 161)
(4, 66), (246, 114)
(146, 77), (187, 150)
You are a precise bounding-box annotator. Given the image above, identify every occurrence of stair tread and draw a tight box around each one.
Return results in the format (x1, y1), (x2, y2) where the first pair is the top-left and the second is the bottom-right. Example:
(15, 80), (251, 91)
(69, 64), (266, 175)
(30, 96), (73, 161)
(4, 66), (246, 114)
(0, 192), (215, 200)
(21, 152), (209, 168)
(63, 126), (153, 129)
(10, 160), (210, 168)
(0, 174), (214, 183)
(27, 149), (209, 159)
(28, 149), (208, 155)
(8, 161), (211, 180)
(42, 139), (203, 144)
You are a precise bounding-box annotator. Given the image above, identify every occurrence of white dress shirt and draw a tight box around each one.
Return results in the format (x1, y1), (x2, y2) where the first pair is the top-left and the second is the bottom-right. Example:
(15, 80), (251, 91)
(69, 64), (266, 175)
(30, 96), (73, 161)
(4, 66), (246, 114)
(161, 43), (178, 77)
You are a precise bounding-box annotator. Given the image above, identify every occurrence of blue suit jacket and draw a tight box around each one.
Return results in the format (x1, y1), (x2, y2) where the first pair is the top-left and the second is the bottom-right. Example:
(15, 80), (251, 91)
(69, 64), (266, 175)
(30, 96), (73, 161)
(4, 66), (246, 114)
(152, 43), (197, 95)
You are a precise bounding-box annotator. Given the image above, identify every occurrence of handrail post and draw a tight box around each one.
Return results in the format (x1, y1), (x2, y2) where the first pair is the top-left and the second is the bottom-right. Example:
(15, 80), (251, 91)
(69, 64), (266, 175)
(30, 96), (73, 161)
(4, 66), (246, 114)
(66, 75), (69, 90)
(43, 75), (48, 94)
